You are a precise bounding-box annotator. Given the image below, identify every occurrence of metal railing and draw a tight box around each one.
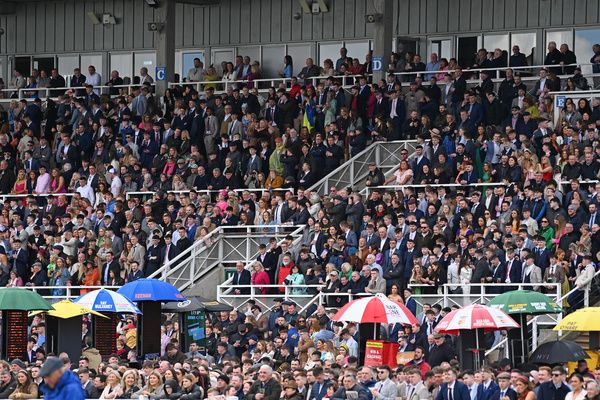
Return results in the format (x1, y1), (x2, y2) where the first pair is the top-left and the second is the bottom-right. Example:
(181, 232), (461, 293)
(124, 187), (293, 201)
(307, 140), (418, 195)
(549, 89), (600, 126)
(217, 225), (307, 309)
(0, 83), (153, 102)
(485, 269), (600, 358)
(12, 285), (119, 301)
(148, 224), (305, 291)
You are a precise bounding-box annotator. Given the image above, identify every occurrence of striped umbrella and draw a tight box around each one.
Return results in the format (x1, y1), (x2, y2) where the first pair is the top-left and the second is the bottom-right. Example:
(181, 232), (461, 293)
(435, 304), (519, 335)
(331, 293), (418, 325)
(74, 288), (142, 314)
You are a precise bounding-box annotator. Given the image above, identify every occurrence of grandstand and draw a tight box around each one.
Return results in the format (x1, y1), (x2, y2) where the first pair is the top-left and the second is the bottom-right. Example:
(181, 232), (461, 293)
(0, 0), (599, 380)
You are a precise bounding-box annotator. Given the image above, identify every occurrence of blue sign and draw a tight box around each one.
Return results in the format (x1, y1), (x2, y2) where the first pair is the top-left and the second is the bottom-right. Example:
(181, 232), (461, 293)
(372, 56), (384, 72)
(156, 66), (166, 81)
(555, 95), (565, 108)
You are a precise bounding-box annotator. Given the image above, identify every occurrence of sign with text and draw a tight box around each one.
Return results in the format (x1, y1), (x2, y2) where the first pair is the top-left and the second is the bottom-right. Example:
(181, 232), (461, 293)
(364, 340), (384, 366)
(372, 57), (384, 72)
(156, 67), (166, 81)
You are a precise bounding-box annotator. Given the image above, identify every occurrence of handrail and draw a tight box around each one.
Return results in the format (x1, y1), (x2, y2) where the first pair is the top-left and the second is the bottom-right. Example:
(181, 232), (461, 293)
(124, 187), (294, 201)
(307, 140), (418, 195)
(362, 180), (600, 196)
(217, 225), (306, 309)
(485, 269), (600, 357)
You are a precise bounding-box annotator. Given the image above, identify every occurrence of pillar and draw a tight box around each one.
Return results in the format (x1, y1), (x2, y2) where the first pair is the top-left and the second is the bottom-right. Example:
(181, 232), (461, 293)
(372, 0), (394, 82)
(154, 0), (176, 97)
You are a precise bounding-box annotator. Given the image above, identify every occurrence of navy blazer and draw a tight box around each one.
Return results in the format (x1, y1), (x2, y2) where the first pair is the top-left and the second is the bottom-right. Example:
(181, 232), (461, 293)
(436, 381), (471, 400)
(405, 297), (417, 316)
(477, 381), (500, 400)
(308, 380), (330, 400)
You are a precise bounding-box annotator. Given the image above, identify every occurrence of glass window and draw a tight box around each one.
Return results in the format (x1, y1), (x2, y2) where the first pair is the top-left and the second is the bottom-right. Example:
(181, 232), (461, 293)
(211, 49), (234, 75)
(182, 52), (205, 81)
(236, 46), (260, 65)
(510, 32), (536, 66)
(134, 52), (156, 80)
(345, 41), (370, 64)
(484, 34), (509, 54)
(429, 39), (452, 60)
(261, 45), (285, 80)
(457, 36), (481, 69)
(80, 54), (103, 78)
(287, 44), (313, 76)
(110, 53), (133, 81)
(319, 42), (341, 69)
(575, 28), (600, 74)
(58, 55), (80, 77)
(546, 30), (573, 51)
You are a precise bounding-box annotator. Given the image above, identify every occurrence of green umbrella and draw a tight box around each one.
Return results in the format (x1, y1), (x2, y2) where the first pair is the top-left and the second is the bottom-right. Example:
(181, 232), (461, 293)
(0, 288), (53, 311)
(488, 290), (562, 314)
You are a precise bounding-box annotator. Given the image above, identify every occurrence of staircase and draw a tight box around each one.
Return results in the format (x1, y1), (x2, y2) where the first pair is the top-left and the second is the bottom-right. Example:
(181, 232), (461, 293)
(147, 225), (305, 297)
(308, 140), (417, 195)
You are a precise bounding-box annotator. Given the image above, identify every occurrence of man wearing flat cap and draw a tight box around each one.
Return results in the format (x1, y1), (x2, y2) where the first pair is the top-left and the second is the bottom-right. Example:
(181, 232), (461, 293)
(39, 356), (85, 399)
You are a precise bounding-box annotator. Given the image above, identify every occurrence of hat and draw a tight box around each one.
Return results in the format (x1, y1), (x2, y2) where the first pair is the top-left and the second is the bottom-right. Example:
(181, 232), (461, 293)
(497, 372), (511, 380)
(429, 128), (441, 136)
(177, 158), (186, 164)
(511, 105), (521, 110)
(282, 300), (297, 307)
(433, 333), (444, 340)
(284, 381), (298, 390)
(108, 167), (116, 174)
(40, 357), (64, 378)
(11, 359), (26, 369)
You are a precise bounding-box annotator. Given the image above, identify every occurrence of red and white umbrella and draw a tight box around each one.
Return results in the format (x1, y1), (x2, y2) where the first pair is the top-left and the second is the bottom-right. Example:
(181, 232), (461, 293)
(331, 293), (419, 325)
(435, 304), (520, 335)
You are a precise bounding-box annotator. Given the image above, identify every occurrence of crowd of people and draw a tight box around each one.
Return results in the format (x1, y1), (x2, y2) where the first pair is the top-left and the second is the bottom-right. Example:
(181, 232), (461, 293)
(0, 40), (596, 398)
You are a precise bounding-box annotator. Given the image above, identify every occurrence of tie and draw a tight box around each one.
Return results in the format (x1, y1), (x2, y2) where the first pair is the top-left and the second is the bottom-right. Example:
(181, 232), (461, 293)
(506, 262), (511, 279)
(501, 392), (505, 398)
(590, 214), (595, 227)
(449, 387), (453, 400)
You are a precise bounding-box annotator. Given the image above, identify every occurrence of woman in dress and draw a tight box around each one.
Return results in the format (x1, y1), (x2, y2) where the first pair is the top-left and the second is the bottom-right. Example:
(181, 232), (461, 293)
(49, 168), (66, 194)
(11, 169), (27, 204)
(565, 374), (586, 400)
(384, 160), (413, 185)
(251, 261), (270, 295)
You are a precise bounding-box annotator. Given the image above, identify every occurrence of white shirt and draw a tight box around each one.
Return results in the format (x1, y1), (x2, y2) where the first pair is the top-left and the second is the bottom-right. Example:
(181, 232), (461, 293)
(85, 73), (102, 94)
(110, 175), (122, 197)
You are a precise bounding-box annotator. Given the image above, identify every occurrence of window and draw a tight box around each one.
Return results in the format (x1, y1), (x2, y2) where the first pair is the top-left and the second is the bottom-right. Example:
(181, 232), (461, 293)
(457, 36), (481, 68)
(182, 52), (205, 81)
(236, 46), (260, 65)
(429, 39), (452, 59)
(134, 52), (156, 80)
(110, 53), (133, 81)
(345, 41), (370, 64)
(261, 45), (285, 80)
(287, 44), (313, 76)
(575, 28), (600, 74)
(80, 54), (103, 79)
(211, 49), (234, 75)
(319, 42), (341, 68)
(510, 32), (536, 66)
(58, 55), (80, 76)
(484, 34), (509, 54)
(546, 30), (573, 51)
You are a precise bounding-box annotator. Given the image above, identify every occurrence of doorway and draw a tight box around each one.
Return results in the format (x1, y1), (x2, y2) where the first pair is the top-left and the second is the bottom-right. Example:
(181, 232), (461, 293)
(33, 57), (55, 75)
(457, 36), (480, 69)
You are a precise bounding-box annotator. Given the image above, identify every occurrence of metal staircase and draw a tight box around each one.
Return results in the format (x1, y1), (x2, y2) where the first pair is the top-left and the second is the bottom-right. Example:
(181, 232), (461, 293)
(308, 140), (417, 195)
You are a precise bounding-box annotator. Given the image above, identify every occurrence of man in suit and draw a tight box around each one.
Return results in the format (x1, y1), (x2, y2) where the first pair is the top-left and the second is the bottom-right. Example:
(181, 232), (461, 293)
(101, 251), (120, 285)
(127, 235), (145, 272)
(79, 368), (99, 399)
(307, 367), (329, 400)
(371, 365), (398, 400)
(406, 368), (431, 400)
(144, 235), (163, 278)
(127, 261), (144, 282)
(477, 367), (500, 400)
(340, 221), (358, 249)
(331, 374), (369, 400)
(12, 239), (30, 282)
(404, 288), (417, 316)
(402, 240), (418, 285)
(232, 261), (252, 295)
(436, 368), (471, 400)
(161, 234), (181, 267)
(497, 373), (517, 400)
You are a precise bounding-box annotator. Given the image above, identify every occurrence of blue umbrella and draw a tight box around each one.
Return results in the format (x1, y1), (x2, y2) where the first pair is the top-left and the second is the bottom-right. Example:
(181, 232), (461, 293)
(74, 289), (142, 314)
(117, 279), (186, 302)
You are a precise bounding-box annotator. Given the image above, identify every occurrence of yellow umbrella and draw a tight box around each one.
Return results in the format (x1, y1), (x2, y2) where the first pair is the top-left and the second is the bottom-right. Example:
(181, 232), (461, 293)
(553, 307), (600, 331)
(29, 299), (109, 319)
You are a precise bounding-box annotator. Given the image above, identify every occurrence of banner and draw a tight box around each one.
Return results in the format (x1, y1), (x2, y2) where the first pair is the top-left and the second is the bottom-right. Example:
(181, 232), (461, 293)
(397, 351), (415, 366)
(364, 340), (384, 366)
